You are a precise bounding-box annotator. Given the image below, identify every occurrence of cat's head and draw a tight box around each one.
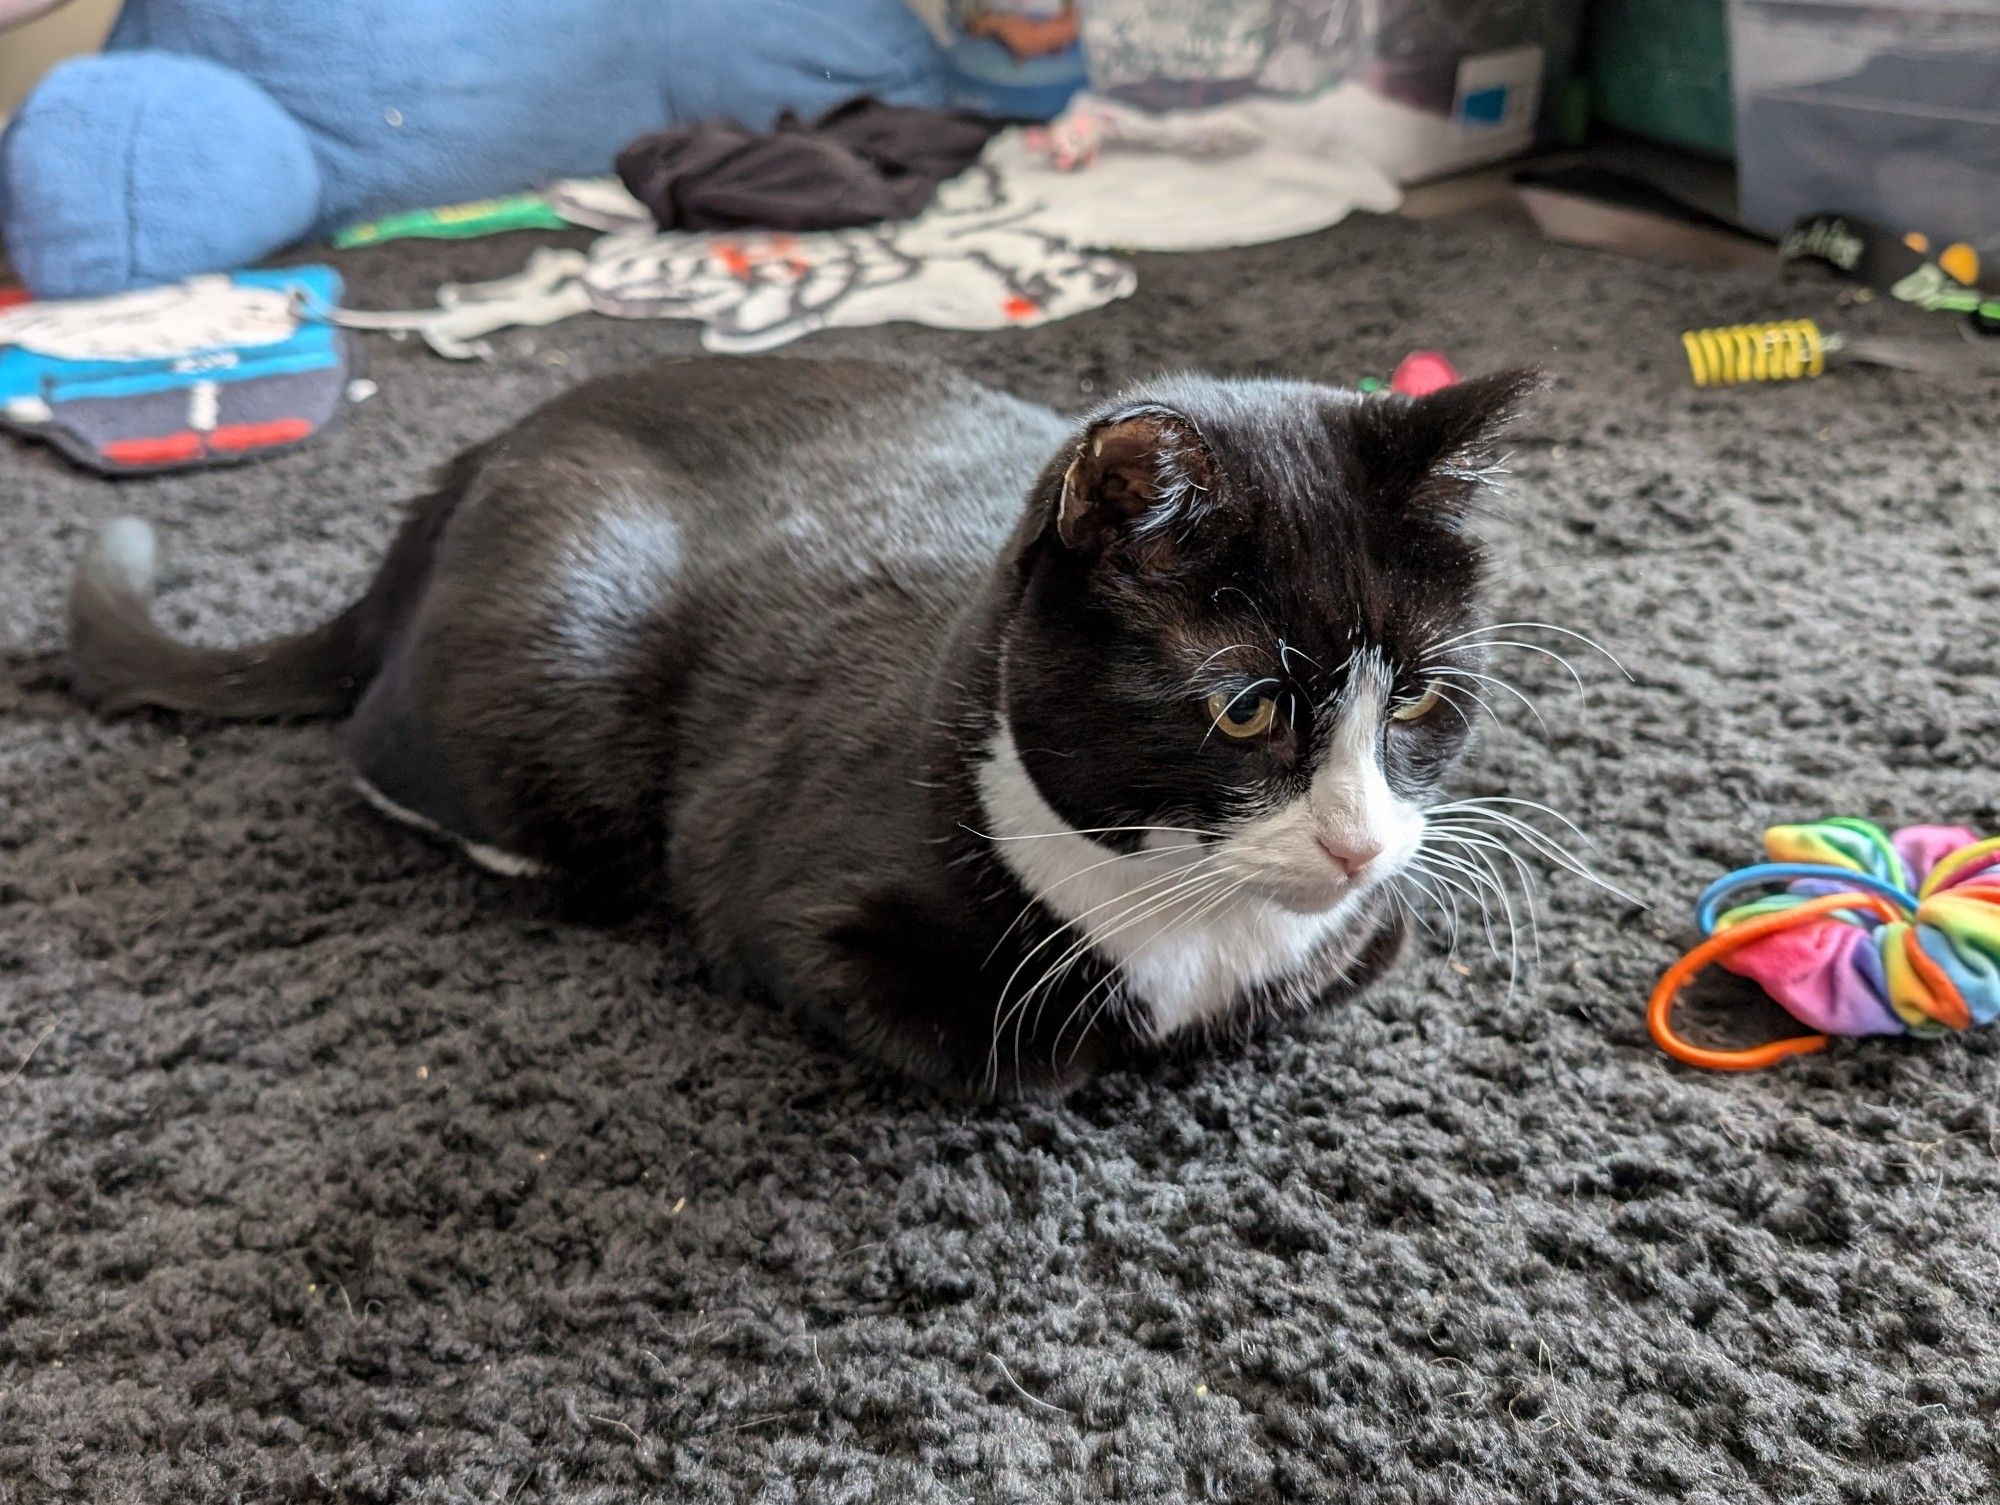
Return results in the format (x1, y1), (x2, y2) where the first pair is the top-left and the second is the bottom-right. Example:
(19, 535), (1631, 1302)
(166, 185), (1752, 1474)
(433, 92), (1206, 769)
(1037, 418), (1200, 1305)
(989, 369), (1540, 917)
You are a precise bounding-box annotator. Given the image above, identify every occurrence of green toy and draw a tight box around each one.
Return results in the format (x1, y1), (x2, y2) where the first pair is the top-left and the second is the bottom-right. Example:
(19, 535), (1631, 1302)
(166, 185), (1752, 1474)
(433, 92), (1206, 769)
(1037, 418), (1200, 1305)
(332, 194), (572, 249)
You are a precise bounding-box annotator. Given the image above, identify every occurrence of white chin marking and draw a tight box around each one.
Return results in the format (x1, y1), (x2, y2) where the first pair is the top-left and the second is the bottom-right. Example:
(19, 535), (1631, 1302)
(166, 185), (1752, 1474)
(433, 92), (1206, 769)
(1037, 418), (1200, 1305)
(354, 779), (547, 879)
(975, 726), (1358, 1041)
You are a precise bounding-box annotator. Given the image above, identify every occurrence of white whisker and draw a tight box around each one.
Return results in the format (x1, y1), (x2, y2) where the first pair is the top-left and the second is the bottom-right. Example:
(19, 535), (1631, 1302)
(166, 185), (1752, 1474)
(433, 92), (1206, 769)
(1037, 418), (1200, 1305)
(1419, 845), (1523, 992)
(965, 822), (1224, 844)
(989, 861), (1237, 1090)
(1428, 667), (1547, 734)
(1186, 643), (1253, 685)
(986, 859), (1222, 1090)
(1429, 832), (1540, 979)
(1423, 681), (1486, 732)
(1425, 801), (1645, 909)
(1214, 584), (1276, 643)
(1424, 620), (1632, 680)
(1425, 825), (1545, 905)
(1420, 671), (1508, 729)
(1431, 639), (1588, 696)
(1278, 639), (1325, 676)
(1390, 872), (1449, 947)
(982, 840), (1208, 965)
(1428, 795), (1594, 846)
(1014, 868), (1240, 1080)
(1406, 853), (1500, 962)
(1055, 867), (1251, 1068)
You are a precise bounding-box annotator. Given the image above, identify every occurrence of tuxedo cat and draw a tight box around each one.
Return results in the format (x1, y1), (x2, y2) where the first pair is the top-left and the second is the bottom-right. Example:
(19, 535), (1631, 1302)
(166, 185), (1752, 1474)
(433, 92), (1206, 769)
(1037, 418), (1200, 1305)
(68, 357), (1538, 1095)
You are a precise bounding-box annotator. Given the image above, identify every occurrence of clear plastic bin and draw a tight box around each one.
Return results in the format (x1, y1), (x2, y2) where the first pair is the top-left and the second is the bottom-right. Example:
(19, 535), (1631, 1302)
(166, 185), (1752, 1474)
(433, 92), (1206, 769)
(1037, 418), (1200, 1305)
(1730, 0), (2000, 258)
(1073, 0), (1587, 181)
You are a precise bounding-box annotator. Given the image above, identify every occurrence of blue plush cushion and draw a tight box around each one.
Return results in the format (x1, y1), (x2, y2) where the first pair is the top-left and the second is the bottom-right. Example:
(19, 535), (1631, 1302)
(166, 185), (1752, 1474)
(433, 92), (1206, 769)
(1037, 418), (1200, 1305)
(2, 0), (948, 297)
(2, 52), (320, 297)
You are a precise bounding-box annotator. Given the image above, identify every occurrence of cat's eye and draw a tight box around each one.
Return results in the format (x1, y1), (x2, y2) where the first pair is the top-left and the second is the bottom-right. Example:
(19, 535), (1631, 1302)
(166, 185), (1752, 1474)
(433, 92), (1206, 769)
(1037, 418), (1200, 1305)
(1391, 682), (1445, 723)
(1206, 690), (1277, 739)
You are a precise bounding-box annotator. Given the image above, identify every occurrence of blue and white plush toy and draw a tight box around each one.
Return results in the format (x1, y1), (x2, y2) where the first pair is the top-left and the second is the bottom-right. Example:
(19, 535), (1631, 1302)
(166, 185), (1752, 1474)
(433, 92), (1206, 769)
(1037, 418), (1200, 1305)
(0, 0), (948, 299)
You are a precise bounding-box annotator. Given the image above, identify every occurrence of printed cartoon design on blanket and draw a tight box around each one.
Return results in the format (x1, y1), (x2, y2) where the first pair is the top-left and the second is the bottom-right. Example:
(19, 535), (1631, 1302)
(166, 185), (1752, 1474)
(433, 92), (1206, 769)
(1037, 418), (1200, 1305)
(582, 166), (1135, 353)
(0, 268), (356, 474)
(0, 277), (303, 362)
(347, 170), (1134, 359)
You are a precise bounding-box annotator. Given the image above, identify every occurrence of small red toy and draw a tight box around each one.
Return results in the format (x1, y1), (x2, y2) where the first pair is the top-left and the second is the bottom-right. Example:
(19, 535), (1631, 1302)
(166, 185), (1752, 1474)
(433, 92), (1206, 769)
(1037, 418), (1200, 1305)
(1389, 350), (1459, 396)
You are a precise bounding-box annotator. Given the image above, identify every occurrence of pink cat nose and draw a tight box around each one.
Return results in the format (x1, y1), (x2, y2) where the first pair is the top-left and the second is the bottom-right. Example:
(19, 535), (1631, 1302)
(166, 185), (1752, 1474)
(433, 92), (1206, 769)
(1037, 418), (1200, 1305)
(1317, 836), (1385, 879)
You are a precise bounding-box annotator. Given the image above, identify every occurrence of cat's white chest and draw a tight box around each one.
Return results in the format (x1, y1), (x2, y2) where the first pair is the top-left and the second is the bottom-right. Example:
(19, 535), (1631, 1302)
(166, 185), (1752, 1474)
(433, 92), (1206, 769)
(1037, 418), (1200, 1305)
(1110, 884), (1347, 1037)
(976, 729), (1346, 1038)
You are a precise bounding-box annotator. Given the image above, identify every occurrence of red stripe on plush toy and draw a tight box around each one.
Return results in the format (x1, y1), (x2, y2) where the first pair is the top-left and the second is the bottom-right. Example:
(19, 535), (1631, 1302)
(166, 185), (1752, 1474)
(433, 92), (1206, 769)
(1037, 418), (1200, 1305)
(103, 432), (204, 465)
(211, 418), (313, 451)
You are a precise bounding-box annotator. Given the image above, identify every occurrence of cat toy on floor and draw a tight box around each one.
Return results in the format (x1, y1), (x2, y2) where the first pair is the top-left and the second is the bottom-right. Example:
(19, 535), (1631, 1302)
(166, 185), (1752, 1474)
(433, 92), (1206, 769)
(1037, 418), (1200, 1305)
(1649, 818), (2000, 1070)
(1357, 349), (1459, 396)
(1681, 319), (2000, 387)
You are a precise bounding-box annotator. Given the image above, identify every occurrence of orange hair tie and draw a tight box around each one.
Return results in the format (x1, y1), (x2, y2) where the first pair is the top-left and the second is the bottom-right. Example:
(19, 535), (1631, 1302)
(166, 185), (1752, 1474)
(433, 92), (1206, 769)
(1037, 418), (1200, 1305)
(1647, 891), (1901, 1070)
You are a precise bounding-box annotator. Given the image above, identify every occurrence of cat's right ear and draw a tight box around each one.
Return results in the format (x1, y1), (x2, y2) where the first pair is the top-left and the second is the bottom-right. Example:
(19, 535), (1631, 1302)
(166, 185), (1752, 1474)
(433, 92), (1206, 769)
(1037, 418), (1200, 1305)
(1054, 408), (1216, 562)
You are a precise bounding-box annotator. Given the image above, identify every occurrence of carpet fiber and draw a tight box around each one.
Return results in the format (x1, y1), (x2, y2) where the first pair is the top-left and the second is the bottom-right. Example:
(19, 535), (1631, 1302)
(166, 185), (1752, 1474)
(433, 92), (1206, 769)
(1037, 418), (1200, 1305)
(5, 216), (1999, 1503)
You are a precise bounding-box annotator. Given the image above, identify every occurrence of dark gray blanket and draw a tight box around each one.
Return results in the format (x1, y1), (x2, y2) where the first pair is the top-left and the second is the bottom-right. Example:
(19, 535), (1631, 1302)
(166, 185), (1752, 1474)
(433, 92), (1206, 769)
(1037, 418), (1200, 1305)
(4, 215), (1997, 1502)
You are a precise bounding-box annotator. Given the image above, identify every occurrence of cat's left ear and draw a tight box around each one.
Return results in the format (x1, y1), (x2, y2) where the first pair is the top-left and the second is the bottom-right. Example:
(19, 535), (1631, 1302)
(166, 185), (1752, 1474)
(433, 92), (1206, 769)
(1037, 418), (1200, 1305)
(1055, 407), (1217, 560)
(1411, 366), (1544, 458)
(1401, 367), (1545, 488)
(1356, 366), (1543, 528)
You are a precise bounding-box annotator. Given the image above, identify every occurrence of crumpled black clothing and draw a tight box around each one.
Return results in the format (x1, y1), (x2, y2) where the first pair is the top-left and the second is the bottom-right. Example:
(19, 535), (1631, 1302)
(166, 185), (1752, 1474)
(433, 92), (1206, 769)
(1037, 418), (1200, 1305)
(615, 97), (1000, 233)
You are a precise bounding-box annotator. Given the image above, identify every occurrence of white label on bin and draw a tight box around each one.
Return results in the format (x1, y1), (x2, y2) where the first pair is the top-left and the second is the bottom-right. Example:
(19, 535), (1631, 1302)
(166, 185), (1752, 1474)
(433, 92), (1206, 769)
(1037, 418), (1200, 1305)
(1453, 45), (1543, 141)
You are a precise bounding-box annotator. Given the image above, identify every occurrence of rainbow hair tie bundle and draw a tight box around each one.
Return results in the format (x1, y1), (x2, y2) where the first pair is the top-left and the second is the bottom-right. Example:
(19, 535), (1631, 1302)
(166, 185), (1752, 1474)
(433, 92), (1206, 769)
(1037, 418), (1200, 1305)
(1650, 818), (2000, 1070)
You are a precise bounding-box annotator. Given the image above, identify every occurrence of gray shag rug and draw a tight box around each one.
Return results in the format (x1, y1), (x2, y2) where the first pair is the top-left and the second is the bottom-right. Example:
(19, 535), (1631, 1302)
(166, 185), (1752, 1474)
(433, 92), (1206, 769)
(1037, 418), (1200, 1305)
(5, 214), (2000, 1504)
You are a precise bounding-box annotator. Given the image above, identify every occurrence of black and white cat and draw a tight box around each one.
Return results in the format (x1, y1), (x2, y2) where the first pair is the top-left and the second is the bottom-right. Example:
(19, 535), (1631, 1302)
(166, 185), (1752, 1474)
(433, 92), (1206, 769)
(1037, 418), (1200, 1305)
(68, 357), (1538, 1095)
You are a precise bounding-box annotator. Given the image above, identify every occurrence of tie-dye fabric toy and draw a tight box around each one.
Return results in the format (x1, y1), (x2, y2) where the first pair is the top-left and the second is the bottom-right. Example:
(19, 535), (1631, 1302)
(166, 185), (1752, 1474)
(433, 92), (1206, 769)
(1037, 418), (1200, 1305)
(1650, 818), (2000, 1070)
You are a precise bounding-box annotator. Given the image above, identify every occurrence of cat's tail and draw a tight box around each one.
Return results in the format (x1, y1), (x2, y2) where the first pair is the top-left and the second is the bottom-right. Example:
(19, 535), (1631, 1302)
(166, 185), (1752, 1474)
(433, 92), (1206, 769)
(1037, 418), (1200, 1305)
(66, 518), (386, 718)
(69, 448), (474, 718)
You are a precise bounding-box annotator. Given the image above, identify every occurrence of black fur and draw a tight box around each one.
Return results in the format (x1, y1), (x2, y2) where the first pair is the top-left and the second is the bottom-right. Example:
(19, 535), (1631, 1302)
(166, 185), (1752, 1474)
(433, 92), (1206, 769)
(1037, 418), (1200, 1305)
(66, 357), (1536, 1096)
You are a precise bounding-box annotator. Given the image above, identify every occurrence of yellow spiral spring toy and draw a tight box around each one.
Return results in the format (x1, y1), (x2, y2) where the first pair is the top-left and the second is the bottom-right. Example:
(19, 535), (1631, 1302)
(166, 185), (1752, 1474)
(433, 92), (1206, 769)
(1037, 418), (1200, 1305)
(1682, 319), (1831, 386)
